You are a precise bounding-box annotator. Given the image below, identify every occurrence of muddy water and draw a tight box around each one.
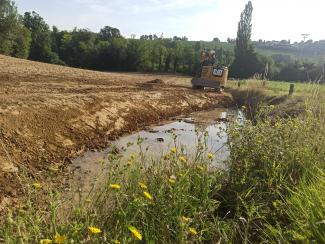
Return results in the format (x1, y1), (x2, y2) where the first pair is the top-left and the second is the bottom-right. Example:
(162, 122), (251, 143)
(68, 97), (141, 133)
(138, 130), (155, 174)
(65, 108), (243, 203)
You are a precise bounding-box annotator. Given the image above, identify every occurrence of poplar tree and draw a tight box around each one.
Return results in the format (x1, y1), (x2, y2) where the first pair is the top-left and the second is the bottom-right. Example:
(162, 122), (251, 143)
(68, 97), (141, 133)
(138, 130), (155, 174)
(231, 1), (263, 78)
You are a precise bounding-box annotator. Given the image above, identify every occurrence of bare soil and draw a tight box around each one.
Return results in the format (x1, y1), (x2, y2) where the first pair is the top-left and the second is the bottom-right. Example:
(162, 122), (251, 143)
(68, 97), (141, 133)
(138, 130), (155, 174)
(0, 55), (232, 212)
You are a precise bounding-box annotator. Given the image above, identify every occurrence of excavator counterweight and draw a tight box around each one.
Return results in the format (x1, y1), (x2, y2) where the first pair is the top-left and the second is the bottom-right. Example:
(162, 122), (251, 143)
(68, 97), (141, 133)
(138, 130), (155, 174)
(191, 49), (229, 91)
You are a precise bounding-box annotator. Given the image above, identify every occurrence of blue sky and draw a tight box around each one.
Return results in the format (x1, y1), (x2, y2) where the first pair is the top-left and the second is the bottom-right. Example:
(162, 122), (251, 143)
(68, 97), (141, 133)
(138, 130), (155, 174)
(15, 0), (325, 42)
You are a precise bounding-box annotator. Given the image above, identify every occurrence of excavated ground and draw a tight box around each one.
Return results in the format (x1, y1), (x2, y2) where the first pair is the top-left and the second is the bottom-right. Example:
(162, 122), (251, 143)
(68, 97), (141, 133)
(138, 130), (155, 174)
(0, 55), (232, 212)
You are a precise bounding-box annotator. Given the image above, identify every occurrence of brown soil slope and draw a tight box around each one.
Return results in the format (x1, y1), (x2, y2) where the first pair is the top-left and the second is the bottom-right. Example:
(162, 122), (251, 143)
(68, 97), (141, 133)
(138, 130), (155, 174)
(0, 55), (231, 210)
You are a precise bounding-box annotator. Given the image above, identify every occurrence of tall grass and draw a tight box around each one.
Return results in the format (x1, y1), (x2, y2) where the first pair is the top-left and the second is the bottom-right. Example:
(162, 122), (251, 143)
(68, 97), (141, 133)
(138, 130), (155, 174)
(218, 106), (325, 242)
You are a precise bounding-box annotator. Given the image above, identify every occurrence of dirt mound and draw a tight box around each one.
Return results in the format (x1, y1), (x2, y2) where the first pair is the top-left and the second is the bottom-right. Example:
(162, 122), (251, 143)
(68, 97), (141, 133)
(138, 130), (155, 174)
(146, 78), (164, 84)
(0, 54), (232, 213)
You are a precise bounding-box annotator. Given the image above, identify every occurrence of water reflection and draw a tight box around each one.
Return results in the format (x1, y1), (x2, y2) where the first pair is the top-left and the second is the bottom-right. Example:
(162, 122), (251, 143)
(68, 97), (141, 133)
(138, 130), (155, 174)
(66, 108), (243, 203)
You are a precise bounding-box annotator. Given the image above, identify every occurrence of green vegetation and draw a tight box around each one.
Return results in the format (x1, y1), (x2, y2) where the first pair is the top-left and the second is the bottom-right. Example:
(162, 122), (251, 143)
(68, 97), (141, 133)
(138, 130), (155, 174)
(1, 0), (324, 81)
(224, 106), (325, 242)
(1, 82), (325, 243)
(230, 1), (263, 78)
(23, 11), (61, 64)
(0, 0), (31, 58)
(1, 133), (225, 243)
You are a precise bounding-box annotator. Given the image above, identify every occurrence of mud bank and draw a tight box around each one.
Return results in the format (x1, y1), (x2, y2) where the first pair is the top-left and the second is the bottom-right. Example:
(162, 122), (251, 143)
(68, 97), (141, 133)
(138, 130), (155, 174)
(0, 55), (232, 212)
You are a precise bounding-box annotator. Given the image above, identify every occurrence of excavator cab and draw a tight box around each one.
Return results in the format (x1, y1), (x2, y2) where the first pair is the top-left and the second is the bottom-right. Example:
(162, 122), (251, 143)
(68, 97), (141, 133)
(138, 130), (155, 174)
(191, 49), (229, 92)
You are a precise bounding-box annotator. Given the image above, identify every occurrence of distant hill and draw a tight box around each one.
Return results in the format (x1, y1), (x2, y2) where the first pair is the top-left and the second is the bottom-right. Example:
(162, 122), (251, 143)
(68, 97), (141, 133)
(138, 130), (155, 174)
(255, 40), (325, 62)
(195, 40), (325, 63)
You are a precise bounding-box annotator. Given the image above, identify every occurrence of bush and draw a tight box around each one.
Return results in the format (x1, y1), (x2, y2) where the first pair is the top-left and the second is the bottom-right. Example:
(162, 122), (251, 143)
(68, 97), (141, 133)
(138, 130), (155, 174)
(217, 105), (325, 242)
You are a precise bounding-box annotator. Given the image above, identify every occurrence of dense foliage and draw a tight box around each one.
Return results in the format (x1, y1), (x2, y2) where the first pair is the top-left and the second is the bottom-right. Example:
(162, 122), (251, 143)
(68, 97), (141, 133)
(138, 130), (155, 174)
(230, 1), (264, 78)
(0, 0), (31, 58)
(0, 0), (324, 81)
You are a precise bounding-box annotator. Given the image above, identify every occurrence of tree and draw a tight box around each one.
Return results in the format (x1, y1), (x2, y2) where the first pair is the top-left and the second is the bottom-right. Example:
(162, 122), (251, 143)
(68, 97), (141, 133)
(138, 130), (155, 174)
(99, 26), (121, 41)
(157, 41), (167, 71)
(0, 0), (18, 54)
(213, 37), (220, 42)
(23, 11), (60, 63)
(173, 36), (182, 41)
(236, 1), (253, 53)
(181, 36), (188, 41)
(125, 39), (144, 71)
(0, 0), (31, 57)
(227, 38), (235, 43)
(59, 28), (96, 68)
(11, 25), (31, 58)
(171, 41), (183, 72)
(230, 1), (265, 78)
(183, 45), (195, 73)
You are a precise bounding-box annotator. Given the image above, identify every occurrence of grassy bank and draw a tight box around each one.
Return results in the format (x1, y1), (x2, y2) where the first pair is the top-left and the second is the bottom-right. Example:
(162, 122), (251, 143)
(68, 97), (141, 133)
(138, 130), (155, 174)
(1, 81), (325, 243)
(228, 79), (325, 121)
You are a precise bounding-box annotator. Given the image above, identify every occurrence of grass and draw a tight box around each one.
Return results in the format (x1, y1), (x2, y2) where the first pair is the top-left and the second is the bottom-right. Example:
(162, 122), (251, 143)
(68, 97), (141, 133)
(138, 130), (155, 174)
(228, 79), (325, 121)
(221, 106), (325, 242)
(229, 79), (325, 98)
(1, 80), (325, 243)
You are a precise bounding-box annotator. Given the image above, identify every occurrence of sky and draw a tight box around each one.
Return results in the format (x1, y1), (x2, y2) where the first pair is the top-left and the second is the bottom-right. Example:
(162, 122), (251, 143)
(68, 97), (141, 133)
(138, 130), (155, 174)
(15, 0), (325, 42)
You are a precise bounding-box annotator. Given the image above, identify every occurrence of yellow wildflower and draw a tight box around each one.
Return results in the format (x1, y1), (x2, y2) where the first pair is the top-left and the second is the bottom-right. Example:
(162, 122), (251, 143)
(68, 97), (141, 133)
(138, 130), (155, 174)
(40, 239), (52, 244)
(196, 165), (204, 171)
(179, 156), (187, 163)
(181, 216), (191, 223)
(113, 240), (121, 244)
(85, 198), (91, 203)
(189, 227), (198, 235)
(168, 175), (176, 184)
(127, 160), (132, 166)
(128, 226), (143, 240)
(110, 184), (121, 190)
(88, 226), (102, 234)
(143, 191), (153, 200)
(207, 153), (214, 159)
(49, 166), (59, 172)
(32, 183), (42, 189)
(170, 147), (177, 154)
(138, 182), (148, 189)
(168, 178), (176, 184)
(54, 233), (67, 244)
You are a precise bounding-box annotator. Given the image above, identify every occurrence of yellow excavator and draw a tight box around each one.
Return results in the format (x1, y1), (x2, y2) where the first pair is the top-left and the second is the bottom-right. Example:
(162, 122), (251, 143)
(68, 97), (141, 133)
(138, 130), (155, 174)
(191, 49), (229, 92)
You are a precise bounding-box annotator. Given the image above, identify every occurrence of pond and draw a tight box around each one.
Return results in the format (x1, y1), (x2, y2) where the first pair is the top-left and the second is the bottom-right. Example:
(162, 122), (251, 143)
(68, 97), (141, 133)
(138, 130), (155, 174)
(64, 108), (243, 203)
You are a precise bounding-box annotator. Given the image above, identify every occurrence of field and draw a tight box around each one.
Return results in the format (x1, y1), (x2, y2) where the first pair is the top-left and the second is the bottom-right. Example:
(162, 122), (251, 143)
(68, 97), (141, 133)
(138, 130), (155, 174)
(0, 55), (231, 212)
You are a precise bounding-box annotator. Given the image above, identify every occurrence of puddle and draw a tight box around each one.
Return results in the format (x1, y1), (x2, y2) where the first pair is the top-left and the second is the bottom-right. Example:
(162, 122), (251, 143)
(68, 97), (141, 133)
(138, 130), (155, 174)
(65, 108), (243, 203)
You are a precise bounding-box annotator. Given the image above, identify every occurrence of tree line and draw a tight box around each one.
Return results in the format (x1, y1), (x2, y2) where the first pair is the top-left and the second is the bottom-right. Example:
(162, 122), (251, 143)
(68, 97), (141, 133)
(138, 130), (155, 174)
(1, 0), (324, 82)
